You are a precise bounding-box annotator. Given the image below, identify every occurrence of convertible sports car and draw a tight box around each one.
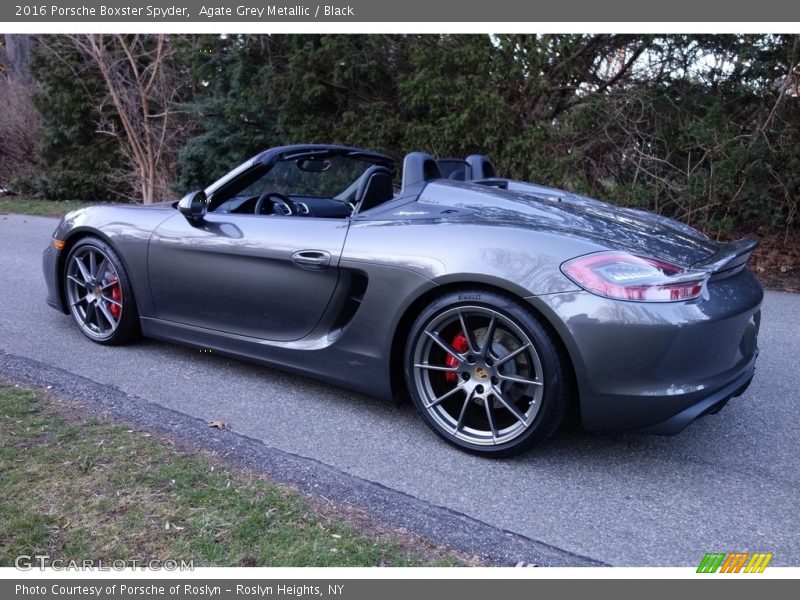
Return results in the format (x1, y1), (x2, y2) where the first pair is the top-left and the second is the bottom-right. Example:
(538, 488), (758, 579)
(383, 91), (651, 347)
(43, 144), (762, 456)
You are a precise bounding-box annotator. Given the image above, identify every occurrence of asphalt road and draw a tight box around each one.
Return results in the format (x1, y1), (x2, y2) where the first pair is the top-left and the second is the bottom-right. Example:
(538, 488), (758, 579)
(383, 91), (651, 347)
(1, 213), (798, 566)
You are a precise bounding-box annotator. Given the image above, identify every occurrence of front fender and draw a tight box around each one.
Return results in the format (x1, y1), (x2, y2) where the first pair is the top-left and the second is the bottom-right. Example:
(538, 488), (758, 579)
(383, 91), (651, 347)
(49, 205), (176, 318)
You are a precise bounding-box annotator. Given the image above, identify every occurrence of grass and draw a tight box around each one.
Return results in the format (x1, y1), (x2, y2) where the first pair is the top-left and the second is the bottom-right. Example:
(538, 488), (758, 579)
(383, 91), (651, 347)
(0, 384), (460, 567)
(0, 196), (93, 217)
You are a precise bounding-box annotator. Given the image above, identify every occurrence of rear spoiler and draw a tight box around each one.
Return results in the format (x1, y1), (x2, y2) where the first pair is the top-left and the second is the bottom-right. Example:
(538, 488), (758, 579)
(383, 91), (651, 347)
(692, 236), (759, 276)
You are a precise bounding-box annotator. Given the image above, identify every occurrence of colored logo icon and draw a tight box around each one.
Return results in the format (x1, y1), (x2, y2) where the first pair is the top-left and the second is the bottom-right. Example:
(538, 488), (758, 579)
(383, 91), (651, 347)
(697, 552), (773, 573)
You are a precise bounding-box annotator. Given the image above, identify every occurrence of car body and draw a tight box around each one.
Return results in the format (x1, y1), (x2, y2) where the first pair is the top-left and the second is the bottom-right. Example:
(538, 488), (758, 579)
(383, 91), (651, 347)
(43, 144), (762, 456)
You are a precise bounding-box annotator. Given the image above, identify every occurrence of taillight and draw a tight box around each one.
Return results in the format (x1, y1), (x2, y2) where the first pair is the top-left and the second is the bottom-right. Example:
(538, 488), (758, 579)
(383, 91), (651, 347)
(561, 252), (706, 302)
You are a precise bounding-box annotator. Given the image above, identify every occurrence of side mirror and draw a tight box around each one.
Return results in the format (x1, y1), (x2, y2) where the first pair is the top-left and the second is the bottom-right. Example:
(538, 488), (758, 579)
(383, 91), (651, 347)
(178, 190), (207, 226)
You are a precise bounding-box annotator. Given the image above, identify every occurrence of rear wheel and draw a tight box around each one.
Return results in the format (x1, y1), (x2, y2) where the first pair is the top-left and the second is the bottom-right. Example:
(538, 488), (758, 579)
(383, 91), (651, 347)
(405, 289), (568, 457)
(64, 237), (140, 345)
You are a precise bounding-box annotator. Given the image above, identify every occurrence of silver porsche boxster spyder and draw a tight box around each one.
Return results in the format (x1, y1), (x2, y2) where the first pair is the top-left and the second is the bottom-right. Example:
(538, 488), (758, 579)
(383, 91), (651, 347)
(43, 144), (762, 456)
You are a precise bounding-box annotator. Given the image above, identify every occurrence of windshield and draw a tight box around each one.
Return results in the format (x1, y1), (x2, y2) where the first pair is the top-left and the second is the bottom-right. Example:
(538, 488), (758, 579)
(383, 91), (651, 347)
(239, 155), (374, 199)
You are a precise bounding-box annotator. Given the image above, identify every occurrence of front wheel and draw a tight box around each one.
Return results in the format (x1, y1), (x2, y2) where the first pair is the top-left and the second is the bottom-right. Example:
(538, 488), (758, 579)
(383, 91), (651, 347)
(64, 237), (140, 345)
(405, 290), (569, 457)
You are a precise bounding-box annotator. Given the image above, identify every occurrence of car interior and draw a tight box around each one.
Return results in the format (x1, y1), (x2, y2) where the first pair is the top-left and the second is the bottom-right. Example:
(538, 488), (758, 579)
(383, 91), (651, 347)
(208, 151), (497, 219)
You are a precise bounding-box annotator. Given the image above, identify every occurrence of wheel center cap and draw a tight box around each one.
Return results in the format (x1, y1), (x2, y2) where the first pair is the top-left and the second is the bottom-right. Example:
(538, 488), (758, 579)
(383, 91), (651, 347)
(474, 366), (489, 380)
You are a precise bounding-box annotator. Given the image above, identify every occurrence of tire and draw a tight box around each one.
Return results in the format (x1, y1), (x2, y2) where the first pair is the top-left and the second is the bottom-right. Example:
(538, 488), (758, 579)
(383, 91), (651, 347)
(64, 237), (140, 345)
(405, 289), (569, 457)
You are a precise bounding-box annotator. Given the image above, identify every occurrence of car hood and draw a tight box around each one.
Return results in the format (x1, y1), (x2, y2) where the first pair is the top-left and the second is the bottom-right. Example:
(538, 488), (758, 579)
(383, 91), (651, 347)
(420, 180), (720, 267)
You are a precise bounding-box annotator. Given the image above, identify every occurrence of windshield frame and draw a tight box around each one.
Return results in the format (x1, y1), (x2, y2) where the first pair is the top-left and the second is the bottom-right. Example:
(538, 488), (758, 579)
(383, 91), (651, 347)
(204, 145), (394, 209)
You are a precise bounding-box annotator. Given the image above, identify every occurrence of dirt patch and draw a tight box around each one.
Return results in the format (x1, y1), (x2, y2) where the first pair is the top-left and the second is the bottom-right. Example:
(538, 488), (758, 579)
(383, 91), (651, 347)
(747, 229), (800, 292)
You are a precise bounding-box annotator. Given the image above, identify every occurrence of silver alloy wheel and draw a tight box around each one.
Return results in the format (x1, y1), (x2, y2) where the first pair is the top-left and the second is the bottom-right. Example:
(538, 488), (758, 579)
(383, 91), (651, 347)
(412, 306), (545, 446)
(65, 245), (124, 341)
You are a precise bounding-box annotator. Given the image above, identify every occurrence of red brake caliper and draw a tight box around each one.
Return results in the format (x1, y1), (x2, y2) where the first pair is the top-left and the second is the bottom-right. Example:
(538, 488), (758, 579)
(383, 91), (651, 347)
(445, 333), (468, 383)
(108, 275), (121, 319)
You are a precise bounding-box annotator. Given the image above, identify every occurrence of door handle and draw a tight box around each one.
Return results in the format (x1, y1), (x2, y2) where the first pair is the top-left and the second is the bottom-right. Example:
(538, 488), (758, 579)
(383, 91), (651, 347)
(291, 250), (331, 269)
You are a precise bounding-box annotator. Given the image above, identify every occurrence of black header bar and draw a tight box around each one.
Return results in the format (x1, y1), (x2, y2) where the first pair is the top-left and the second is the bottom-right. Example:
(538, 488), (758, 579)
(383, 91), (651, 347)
(3, 0), (800, 23)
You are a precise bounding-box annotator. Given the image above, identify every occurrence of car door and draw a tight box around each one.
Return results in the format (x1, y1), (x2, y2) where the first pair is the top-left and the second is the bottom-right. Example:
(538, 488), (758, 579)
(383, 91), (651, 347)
(147, 211), (348, 342)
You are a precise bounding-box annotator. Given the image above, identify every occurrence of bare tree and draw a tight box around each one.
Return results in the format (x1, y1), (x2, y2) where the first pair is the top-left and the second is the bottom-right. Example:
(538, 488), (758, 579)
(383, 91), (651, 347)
(0, 37), (42, 192)
(69, 34), (181, 203)
(1, 34), (34, 82)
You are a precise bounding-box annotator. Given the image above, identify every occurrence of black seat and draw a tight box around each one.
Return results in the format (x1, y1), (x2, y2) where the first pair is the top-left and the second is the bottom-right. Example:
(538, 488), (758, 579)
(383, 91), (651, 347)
(354, 165), (394, 214)
(401, 152), (442, 195)
(465, 154), (497, 179)
(436, 158), (469, 181)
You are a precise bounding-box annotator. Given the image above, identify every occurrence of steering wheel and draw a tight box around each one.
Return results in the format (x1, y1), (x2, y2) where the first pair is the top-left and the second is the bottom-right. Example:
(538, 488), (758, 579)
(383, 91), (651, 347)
(254, 192), (295, 216)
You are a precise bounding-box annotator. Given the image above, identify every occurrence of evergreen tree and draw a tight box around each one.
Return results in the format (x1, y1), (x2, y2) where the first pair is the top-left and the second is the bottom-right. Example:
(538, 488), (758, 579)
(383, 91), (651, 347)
(27, 36), (124, 200)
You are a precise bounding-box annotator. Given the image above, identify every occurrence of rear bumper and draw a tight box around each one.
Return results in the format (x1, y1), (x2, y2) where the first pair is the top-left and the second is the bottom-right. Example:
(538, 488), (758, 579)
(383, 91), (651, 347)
(529, 267), (763, 434)
(629, 355), (755, 435)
